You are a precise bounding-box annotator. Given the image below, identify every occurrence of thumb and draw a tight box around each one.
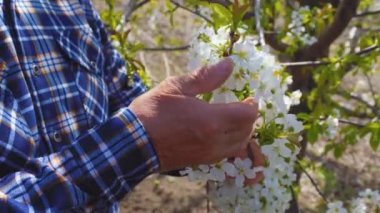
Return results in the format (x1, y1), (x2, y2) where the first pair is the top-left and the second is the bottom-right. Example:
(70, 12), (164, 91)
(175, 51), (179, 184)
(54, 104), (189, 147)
(180, 58), (234, 96)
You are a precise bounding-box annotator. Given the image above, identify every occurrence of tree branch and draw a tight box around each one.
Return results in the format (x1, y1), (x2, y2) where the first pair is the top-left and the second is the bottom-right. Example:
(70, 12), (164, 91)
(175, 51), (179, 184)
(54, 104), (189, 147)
(202, 0), (231, 7)
(264, 33), (289, 51)
(122, 0), (137, 24)
(354, 9), (380, 17)
(170, 0), (213, 24)
(134, 0), (150, 10)
(336, 89), (380, 117)
(338, 119), (365, 128)
(202, 0), (290, 52)
(262, 2), (289, 52)
(332, 100), (372, 119)
(297, 0), (340, 8)
(356, 45), (380, 56)
(142, 45), (190, 51)
(300, 0), (360, 59)
(282, 44), (380, 67)
(365, 73), (378, 109)
(280, 60), (328, 67)
(254, 0), (265, 46)
(297, 161), (329, 203)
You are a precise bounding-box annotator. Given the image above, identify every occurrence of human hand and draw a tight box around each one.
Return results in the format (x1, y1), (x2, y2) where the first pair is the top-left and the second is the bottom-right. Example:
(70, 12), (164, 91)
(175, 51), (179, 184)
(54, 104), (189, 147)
(233, 139), (266, 186)
(129, 58), (260, 172)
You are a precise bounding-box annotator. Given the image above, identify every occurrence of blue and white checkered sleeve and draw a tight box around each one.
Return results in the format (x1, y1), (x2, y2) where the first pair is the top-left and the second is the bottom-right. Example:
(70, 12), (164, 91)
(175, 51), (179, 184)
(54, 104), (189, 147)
(80, 0), (162, 189)
(0, 87), (159, 211)
(80, 0), (149, 113)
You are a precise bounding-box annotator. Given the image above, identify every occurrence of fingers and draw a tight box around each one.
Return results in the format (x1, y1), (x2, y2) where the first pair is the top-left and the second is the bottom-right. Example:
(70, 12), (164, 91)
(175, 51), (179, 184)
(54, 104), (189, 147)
(244, 141), (265, 186)
(231, 140), (265, 186)
(213, 98), (259, 129)
(242, 97), (256, 105)
(177, 58), (234, 96)
(212, 97), (259, 157)
(225, 140), (265, 187)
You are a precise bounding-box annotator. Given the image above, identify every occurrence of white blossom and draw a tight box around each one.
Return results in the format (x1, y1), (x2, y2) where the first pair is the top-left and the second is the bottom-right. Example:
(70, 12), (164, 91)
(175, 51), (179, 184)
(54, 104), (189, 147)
(183, 25), (304, 212)
(324, 116), (339, 139)
(284, 90), (302, 109)
(359, 188), (380, 208)
(327, 189), (380, 213)
(350, 198), (367, 213)
(210, 88), (239, 104)
(287, 6), (317, 46)
(232, 158), (257, 187)
(209, 161), (236, 182)
(327, 201), (348, 213)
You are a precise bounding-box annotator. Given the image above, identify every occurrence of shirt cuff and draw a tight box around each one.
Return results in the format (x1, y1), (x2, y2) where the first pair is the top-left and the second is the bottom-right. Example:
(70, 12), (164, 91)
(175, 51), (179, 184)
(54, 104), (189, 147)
(118, 107), (160, 173)
(67, 107), (159, 202)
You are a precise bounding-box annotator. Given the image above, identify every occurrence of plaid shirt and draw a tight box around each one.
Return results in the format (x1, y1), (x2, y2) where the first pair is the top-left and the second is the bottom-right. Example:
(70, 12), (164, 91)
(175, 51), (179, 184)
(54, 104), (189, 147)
(0, 0), (159, 212)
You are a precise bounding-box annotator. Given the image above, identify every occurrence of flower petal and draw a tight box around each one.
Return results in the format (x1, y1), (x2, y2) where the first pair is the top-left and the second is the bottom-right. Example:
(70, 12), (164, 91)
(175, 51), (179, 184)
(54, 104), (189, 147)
(223, 162), (237, 177)
(235, 175), (245, 187)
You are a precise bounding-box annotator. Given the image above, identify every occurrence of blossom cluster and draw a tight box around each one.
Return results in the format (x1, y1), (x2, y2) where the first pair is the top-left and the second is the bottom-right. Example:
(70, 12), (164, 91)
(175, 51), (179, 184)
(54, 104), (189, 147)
(287, 6), (317, 46)
(318, 115), (339, 140)
(327, 189), (380, 213)
(182, 25), (304, 212)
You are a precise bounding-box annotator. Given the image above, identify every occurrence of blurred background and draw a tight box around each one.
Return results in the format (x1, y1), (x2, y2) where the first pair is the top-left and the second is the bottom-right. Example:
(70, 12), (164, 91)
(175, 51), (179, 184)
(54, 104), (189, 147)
(92, 1), (380, 212)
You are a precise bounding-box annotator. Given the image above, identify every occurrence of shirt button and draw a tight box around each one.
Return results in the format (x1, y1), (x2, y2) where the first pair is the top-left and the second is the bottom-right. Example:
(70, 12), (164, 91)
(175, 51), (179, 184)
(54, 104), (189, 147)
(90, 61), (96, 68)
(32, 64), (41, 76)
(52, 131), (62, 143)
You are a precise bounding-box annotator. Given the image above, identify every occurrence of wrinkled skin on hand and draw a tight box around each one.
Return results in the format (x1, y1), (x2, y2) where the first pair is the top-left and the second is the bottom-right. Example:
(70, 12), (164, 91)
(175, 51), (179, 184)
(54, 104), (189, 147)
(130, 58), (265, 185)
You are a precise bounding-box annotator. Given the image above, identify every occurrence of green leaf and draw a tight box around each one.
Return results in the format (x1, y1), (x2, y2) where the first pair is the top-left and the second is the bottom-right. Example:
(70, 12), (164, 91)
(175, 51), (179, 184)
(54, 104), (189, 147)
(213, 4), (232, 20)
(370, 128), (380, 151)
(316, 165), (337, 196)
(231, 1), (250, 31)
(342, 126), (359, 145)
(297, 113), (310, 121)
(333, 143), (346, 158)
(323, 143), (335, 155)
(307, 123), (320, 143)
(210, 4), (232, 29)
(202, 93), (213, 102)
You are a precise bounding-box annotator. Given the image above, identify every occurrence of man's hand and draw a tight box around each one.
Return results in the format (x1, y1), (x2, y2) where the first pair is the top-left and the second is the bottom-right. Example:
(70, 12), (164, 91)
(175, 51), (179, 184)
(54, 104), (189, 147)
(130, 58), (261, 172)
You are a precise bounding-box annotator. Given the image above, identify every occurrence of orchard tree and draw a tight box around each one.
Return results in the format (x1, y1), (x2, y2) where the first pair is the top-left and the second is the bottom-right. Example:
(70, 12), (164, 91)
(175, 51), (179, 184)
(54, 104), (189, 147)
(98, 0), (380, 212)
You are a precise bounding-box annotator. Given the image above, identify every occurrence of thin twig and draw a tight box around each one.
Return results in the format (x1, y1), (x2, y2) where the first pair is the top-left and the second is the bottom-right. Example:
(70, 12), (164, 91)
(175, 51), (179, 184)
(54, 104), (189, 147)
(142, 45), (190, 51)
(203, 0), (231, 7)
(319, 116), (366, 128)
(282, 44), (380, 67)
(337, 90), (376, 111)
(338, 119), (365, 128)
(296, 161), (329, 203)
(336, 89), (380, 118)
(122, 0), (137, 24)
(116, 0), (138, 31)
(134, 0), (150, 10)
(117, 0), (165, 27)
(170, 0), (213, 24)
(356, 45), (380, 56)
(354, 9), (380, 17)
(365, 73), (378, 109)
(332, 100), (372, 119)
(280, 60), (329, 67)
(254, 0), (265, 46)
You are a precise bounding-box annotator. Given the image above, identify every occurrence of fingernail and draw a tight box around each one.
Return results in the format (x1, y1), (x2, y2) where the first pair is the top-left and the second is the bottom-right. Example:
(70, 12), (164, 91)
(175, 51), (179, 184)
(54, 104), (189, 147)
(214, 57), (234, 71)
(243, 97), (254, 105)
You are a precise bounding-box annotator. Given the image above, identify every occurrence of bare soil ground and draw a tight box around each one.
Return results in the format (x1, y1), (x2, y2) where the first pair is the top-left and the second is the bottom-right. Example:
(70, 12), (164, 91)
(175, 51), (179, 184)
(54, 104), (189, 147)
(92, 1), (380, 212)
